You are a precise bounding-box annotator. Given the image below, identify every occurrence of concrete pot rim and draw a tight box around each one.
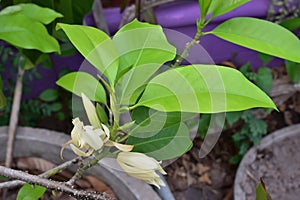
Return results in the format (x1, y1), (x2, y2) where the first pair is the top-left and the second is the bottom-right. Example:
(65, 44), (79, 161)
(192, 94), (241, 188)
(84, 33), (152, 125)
(0, 126), (161, 200)
(234, 124), (300, 199)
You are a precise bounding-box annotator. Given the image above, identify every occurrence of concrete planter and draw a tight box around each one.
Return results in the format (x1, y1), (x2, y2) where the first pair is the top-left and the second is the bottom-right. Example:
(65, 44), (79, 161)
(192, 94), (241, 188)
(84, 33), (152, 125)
(234, 124), (300, 200)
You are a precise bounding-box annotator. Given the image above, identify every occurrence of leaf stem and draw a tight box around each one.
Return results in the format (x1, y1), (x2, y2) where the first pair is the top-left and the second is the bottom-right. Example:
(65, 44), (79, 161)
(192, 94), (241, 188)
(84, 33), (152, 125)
(172, 21), (206, 68)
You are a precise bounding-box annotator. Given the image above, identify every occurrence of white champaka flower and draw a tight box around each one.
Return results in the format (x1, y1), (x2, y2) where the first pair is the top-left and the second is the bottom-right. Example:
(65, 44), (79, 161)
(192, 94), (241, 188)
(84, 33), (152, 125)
(61, 93), (133, 158)
(117, 152), (166, 188)
(61, 118), (105, 158)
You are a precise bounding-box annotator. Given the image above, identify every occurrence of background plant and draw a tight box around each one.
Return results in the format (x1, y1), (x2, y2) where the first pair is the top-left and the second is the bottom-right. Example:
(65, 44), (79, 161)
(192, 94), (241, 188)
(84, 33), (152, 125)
(0, 46), (72, 127)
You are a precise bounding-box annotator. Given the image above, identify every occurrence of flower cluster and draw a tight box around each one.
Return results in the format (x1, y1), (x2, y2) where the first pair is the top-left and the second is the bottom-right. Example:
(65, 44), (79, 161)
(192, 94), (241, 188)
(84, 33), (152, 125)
(61, 93), (166, 188)
(60, 93), (132, 158)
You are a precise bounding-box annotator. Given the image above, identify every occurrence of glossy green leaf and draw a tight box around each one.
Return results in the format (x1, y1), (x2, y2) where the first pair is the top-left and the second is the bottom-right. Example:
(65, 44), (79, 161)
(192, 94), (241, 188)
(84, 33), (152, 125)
(198, 0), (212, 21)
(17, 184), (46, 200)
(129, 106), (195, 135)
(208, 0), (249, 18)
(114, 19), (176, 104)
(136, 65), (276, 113)
(0, 12), (60, 53)
(211, 17), (300, 63)
(285, 60), (300, 83)
(0, 3), (63, 24)
(115, 65), (158, 105)
(56, 72), (107, 104)
(0, 76), (6, 108)
(280, 18), (300, 31)
(127, 122), (192, 160)
(126, 106), (194, 160)
(2, 0), (93, 24)
(113, 19), (175, 79)
(39, 88), (59, 102)
(57, 23), (119, 85)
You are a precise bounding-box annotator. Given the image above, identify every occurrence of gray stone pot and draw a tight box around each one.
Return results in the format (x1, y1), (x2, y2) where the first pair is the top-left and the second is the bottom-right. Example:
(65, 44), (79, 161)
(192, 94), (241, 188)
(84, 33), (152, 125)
(234, 124), (300, 200)
(0, 126), (161, 200)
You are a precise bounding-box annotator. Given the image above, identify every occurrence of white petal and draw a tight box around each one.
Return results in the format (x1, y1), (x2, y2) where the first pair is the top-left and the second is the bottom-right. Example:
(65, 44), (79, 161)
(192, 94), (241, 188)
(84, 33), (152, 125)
(106, 141), (133, 152)
(70, 144), (93, 157)
(117, 160), (165, 188)
(71, 118), (84, 146)
(60, 140), (72, 159)
(118, 152), (160, 171)
(82, 126), (104, 150)
(81, 93), (101, 128)
(101, 124), (110, 140)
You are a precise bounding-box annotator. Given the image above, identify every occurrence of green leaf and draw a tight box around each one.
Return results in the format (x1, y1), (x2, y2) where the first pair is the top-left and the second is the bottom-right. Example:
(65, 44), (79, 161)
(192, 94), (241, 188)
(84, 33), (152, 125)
(256, 67), (273, 94)
(127, 122), (192, 160)
(56, 111), (65, 121)
(198, 114), (211, 139)
(258, 52), (273, 65)
(3, 0), (93, 24)
(17, 184), (46, 200)
(56, 72), (107, 104)
(208, 0), (250, 18)
(50, 102), (63, 112)
(113, 19), (176, 104)
(211, 17), (300, 63)
(113, 19), (176, 79)
(136, 65), (276, 113)
(256, 179), (272, 200)
(39, 88), (59, 102)
(56, 23), (119, 85)
(198, 0), (212, 21)
(0, 9), (60, 53)
(126, 106), (195, 160)
(53, 0), (94, 24)
(96, 104), (108, 124)
(0, 3), (63, 24)
(249, 117), (267, 137)
(0, 76), (6, 108)
(280, 18), (300, 31)
(115, 66), (158, 105)
(130, 106), (195, 134)
(226, 111), (243, 126)
(285, 60), (300, 83)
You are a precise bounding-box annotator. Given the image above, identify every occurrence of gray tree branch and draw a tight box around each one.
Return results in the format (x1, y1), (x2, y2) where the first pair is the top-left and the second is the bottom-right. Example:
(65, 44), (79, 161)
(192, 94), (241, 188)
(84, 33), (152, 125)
(0, 166), (114, 200)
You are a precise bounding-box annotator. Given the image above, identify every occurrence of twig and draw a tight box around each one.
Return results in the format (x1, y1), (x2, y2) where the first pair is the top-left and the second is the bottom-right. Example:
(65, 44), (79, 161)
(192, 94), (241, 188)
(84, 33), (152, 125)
(5, 65), (24, 168)
(0, 166), (114, 200)
(141, 0), (176, 13)
(67, 147), (110, 186)
(65, 157), (84, 186)
(92, 0), (110, 35)
(0, 157), (81, 189)
(119, 4), (136, 28)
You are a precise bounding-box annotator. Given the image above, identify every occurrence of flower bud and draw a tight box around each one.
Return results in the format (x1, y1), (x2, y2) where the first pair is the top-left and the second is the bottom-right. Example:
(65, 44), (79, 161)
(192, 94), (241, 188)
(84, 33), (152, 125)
(117, 152), (166, 188)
